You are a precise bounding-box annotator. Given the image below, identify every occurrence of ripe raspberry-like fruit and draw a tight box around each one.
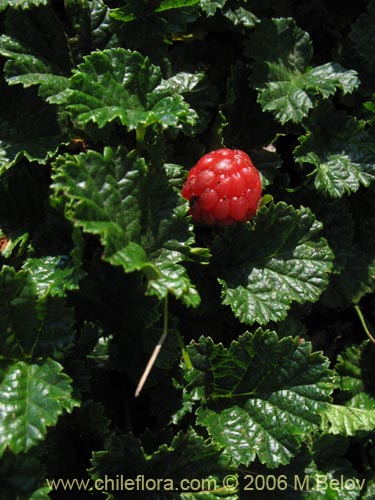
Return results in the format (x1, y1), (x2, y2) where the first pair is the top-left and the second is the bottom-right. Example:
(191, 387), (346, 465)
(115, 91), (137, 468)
(181, 148), (262, 226)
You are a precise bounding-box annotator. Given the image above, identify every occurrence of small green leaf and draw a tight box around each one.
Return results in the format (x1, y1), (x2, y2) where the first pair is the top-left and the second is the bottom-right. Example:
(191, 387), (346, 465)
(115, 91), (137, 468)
(146, 251), (201, 307)
(224, 7), (259, 28)
(322, 394), (375, 436)
(187, 330), (333, 467)
(90, 429), (235, 499)
(200, 0), (227, 16)
(315, 192), (375, 305)
(22, 255), (84, 298)
(304, 455), (362, 500)
(0, 2), (115, 98)
(156, 0), (200, 12)
(295, 104), (375, 197)
(0, 266), (75, 360)
(349, 0), (375, 77)
(0, 31), (69, 98)
(0, 359), (79, 456)
(0, 450), (49, 500)
(0, 5), (72, 99)
(211, 202), (333, 325)
(0, 84), (64, 171)
(64, 0), (117, 58)
(362, 480), (375, 500)
(303, 63), (359, 98)
(0, 0), (48, 10)
(245, 18), (359, 124)
(334, 343), (365, 395)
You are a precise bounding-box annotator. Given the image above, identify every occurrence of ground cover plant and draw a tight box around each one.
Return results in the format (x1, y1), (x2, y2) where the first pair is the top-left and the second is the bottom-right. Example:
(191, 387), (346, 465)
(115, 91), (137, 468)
(1, 0), (375, 498)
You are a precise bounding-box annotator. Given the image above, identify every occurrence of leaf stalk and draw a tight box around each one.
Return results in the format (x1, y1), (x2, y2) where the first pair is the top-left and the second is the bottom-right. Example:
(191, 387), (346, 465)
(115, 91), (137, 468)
(135, 296), (169, 397)
(354, 304), (375, 344)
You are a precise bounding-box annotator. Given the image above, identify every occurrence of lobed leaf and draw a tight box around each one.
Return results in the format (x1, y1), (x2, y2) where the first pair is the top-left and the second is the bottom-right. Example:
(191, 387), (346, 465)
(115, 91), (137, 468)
(295, 104), (375, 197)
(239, 439), (362, 500)
(200, 0), (227, 16)
(22, 255), (84, 298)
(322, 394), (375, 436)
(334, 343), (365, 395)
(245, 18), (359, 124)
(186, 330), (333, 467)
(0, 84), (64, 171)
(0, 5), (71, 98)
(0, 0), (48, 10)
(311, 191), (375, 306)
(54, 48), (197, 131)
(0, 359), (79, 456)
(90, 429), (236, 499)
(0, 1), (116, 98)
(362, 481), (375, 500)
(349, 0), (375, 78)
(211, 202), (333, 325)
(224, 7), (259, 28)
(156, 0), (201, 12)
(52, 147), (200, 306)
(64, 0), (117, 57)
(0, 266), (75, 360)
(0, 451), (50, 500)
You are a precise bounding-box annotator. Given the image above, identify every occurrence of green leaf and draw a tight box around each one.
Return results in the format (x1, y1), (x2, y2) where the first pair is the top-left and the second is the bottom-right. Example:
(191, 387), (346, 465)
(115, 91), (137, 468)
(0, 30), (69, 98)
(200, 0), (227, 16)
(64, 0), (117, 58)
(0, 1), (116, 98)
(187, 330), (333, 467)
(52, 147), (147, 256)
(245, 18), (359, 124)
(156, 0), (201, 12)
(0, 0), (48, 10)
(0, 358), (79, 456)
(224, 6), (259, 28)
(304, 196), (354, 306)
(0, 161), (73, 262)
(158, 71), (205, 94)
(55, 48), (197, 131)
(0, 84), (64, 171)
(362, 480), (375, 500)
(239, 438), (363, 500)
(90, 429), (236, 499)
(0, 450), (49, 500)
(0, 266), (75, 360)
(211, 202), (333, 325)
(146, 250), (201, 307)
(303, 458), (363, 500)
(52, 147), (200, 306)
(349, 0), (375, 78)
(322, 394), (375, 436)
(295, 104), (375, 197)
(315, 191), (375, 305)
(334, 343), (365, 395)
(0, 231), (28, 260)
(22, 255), (84, 298)
(0, 5), (72, 98)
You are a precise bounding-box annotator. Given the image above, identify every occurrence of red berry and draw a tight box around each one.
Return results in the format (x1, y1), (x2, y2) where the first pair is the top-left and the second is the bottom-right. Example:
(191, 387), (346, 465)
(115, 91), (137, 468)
(182, 148), (262, 226)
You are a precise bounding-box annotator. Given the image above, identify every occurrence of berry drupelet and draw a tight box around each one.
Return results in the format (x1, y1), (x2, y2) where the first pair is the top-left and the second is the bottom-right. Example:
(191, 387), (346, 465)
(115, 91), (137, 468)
(182, 148), (262, 226)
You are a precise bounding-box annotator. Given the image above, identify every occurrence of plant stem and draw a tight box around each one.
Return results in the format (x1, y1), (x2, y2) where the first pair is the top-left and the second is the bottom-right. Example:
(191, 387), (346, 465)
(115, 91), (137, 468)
(135, 296), (169, 397)
(136, 125), (146, 152)
(176, 329), (193, 369)
(354, 304), (375, 344)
